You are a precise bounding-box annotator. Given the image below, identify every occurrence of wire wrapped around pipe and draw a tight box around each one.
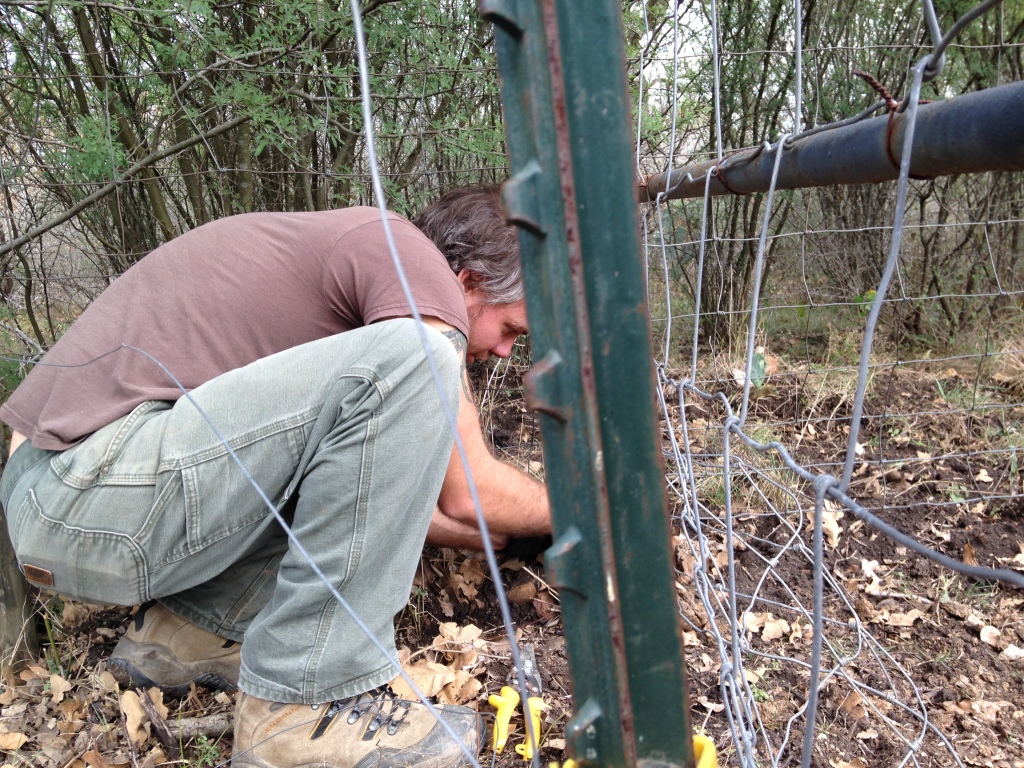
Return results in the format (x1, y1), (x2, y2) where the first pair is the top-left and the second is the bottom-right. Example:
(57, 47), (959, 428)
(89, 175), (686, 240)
(638, 79), (1024, 202)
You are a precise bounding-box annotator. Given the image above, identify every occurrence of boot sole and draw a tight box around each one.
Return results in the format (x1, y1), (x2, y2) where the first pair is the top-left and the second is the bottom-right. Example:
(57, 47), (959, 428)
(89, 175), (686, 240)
(108, 656), (238, 698)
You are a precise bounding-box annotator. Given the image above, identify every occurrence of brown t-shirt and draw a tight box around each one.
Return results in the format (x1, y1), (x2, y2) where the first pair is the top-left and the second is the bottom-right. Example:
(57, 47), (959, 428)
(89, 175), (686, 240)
(0, 208), (469, 451)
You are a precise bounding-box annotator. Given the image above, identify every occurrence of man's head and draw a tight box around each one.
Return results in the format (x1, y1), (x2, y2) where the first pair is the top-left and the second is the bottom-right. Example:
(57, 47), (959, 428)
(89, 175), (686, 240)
(414, 186), (528, 363)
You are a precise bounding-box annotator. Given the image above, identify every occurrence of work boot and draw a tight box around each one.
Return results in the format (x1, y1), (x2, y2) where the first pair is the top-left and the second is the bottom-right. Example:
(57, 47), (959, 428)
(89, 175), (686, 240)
(108, 602), (240, 697)
(231, 687), (480, 768)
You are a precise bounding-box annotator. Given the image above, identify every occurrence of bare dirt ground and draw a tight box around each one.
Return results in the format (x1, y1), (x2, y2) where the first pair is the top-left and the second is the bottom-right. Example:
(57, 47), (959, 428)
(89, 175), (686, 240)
(671, 361), (1024, 768)
(0, 362), (1022, 768)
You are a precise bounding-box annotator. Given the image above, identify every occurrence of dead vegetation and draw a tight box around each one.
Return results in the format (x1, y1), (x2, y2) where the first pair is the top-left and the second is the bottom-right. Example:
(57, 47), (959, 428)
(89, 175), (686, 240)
(2, 344), (1023, 768)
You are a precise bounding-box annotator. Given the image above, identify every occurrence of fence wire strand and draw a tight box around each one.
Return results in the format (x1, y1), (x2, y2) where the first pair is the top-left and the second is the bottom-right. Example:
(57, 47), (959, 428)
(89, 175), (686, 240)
(0, 2), (531, 766)
(642, 0), (1022, 764)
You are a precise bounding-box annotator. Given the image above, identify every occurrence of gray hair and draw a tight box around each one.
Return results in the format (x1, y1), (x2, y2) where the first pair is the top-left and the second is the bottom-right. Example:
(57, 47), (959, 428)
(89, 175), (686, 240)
(412, 185), (524, 304)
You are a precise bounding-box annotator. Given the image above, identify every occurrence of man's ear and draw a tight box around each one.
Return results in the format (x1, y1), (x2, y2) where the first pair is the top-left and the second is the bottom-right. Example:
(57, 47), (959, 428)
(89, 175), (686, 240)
(456, 269), (482, 292)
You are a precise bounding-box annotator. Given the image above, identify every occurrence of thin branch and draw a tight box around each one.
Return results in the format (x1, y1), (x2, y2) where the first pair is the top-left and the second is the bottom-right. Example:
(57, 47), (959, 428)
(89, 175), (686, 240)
(0, 107), (275, 260)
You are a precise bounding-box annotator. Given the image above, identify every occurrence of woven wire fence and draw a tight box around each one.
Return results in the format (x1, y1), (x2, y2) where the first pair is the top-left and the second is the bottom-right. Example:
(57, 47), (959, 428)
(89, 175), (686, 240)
(1, 0), (1023, 767)
(636, 0), (1024, 765)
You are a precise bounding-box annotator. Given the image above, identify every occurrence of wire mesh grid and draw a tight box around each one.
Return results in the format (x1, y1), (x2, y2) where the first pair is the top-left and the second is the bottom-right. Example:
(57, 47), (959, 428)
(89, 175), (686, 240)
(0, 0), (1022, 767)
(638, 0), (1024, 765)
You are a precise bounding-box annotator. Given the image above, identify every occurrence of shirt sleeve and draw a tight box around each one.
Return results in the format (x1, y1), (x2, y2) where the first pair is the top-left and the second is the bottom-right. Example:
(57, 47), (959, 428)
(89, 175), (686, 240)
(322, 215), (470, 338)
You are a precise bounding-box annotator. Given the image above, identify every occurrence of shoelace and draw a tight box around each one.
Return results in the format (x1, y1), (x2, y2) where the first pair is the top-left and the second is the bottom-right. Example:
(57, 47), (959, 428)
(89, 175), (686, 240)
(338, 687), (413, 739)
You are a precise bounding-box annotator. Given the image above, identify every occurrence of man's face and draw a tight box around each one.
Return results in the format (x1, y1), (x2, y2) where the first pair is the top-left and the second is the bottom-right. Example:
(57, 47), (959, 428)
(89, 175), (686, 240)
(461, 278), (528, 364)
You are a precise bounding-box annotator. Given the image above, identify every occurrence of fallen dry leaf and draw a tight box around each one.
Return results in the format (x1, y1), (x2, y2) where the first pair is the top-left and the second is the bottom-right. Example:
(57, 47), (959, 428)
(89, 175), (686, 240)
(436, 622), (483, 644)
(532, 590), (559, 622)
(830, 759), (868, 768)
(963, 542), (977, 566)
(839, 690), (867, 719)
(822, 509), (844, 548)
(980, 625), (1003, 647)
(49, 674), (73, 704)
(450, 562), (482, 600)
(974, 468), (993, 483)
(438, 592), (455, 618)
(438, 670), (480, 706)
(0, 731), (29, 750)
(875, 608), (926, 628)
(61, 601), (94, 627)
(433, 623), (484, 669)
(743, 611), (767, 635)
(968, 699), (1013, 724)
(390, 660), (455, 700)
(762, 615), (790, 642)
(146, 687), (169, 719)
(82, 749), (121, 768)
(19, 664), (47, 682)
(861, 559), (882, 579)
(96, 670), (120, 694)
(698, 695), (724, 713)
(711, 547), (729, 569)
(120, 690), (149, 746)
(788, 620), (813, 644)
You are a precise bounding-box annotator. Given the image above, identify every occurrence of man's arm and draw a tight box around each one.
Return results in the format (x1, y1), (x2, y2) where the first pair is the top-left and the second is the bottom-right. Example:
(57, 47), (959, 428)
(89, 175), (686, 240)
(421, 317), (551, 540)
(424, 506), (509, 550)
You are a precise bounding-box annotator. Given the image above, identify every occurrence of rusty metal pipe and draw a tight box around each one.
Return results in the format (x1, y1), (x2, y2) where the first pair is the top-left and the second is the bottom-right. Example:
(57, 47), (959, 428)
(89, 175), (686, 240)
(638, 79), (1024, 202)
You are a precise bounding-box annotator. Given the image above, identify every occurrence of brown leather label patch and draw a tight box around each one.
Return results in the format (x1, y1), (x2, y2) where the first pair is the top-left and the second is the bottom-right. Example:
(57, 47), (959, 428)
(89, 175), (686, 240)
(22, 564), (54, 588)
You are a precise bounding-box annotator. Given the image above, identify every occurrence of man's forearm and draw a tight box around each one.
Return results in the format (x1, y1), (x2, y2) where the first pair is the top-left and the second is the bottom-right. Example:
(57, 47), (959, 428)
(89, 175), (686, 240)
(442, 453), (551, 537)
(425, 506), (509, 550)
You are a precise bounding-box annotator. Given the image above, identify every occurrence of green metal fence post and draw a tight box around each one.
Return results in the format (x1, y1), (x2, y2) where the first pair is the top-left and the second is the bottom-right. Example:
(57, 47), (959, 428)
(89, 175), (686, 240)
(479, 2), (695, 766)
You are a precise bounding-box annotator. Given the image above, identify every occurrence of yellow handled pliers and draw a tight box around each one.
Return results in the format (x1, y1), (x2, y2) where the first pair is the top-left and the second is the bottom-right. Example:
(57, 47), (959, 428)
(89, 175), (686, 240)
(488, 685), (546, 759)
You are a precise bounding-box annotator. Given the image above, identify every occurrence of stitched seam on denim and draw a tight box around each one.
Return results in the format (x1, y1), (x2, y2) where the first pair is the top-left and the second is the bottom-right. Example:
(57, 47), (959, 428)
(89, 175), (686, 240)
(302, 372), (384, 694)
(220, 552), (283, 632)
(346, 408), (379, 584)
(8, 485), (32, 550)
(51, 401), (166, 488)
(98, 401), (166, 476)
(134, 471), (182, 544)
(87, 474), (160, 485)
(310, 661), (398, 705)
(239, 658), (397, 704)
(158, 409), (321, 471)
(181, 465), (197, 554)
(305, 598), (337, 696)
(1, 445), (55, 509)
(149, 515), (269, 570)
(25, 489), (150, 598)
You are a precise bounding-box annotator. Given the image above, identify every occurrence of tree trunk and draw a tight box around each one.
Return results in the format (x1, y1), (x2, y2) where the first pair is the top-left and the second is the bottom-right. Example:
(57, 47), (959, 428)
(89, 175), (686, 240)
(0, 511), (37, 671)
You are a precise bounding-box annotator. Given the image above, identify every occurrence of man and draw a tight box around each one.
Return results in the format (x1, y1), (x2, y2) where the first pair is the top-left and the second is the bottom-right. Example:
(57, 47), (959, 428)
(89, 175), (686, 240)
(0, 186), (550, 768)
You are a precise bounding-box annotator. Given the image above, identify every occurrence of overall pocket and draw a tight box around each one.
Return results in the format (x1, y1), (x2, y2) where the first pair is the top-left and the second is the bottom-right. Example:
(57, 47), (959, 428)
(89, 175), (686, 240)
(8, 486), (149, 605)
(50, 401), (169, 489)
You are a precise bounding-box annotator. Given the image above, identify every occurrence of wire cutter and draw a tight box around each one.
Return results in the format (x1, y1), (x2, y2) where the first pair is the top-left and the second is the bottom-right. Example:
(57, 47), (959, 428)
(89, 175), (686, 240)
(489, 643), (546, 759)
